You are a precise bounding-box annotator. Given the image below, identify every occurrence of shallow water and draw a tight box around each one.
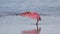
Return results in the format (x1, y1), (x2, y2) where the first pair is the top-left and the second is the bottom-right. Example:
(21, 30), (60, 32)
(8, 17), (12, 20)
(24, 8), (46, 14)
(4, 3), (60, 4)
(0, 16), (60, 34)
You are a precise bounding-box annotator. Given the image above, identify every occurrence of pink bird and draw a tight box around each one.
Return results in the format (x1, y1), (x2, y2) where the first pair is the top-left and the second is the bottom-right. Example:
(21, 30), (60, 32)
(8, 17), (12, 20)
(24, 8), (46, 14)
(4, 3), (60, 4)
(20, 12), (41, 25)
(19, 12), (41, 34)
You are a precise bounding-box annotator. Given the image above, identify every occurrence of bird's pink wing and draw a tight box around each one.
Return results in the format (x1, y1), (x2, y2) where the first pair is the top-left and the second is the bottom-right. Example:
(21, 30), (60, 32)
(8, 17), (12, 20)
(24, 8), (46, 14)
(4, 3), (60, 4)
(20, 12), (41, 21)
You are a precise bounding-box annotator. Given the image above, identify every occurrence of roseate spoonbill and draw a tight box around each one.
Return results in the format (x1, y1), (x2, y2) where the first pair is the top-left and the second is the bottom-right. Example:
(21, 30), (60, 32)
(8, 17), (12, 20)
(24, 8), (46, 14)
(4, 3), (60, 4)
(19, 12), (41, 25)
(19, 12), (41, 32)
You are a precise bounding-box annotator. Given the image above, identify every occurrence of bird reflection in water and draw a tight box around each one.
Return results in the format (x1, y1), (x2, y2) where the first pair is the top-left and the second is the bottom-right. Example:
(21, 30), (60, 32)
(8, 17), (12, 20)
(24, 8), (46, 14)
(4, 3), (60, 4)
(22, 27), (41, 34)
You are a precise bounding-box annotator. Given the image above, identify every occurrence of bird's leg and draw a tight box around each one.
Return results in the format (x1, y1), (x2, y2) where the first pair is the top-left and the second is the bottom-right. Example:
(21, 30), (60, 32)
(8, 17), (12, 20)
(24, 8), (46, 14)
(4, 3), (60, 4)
(36, 20), (39, 34)
(36, 20), (38, 26)
(36, 22), (38, 26)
